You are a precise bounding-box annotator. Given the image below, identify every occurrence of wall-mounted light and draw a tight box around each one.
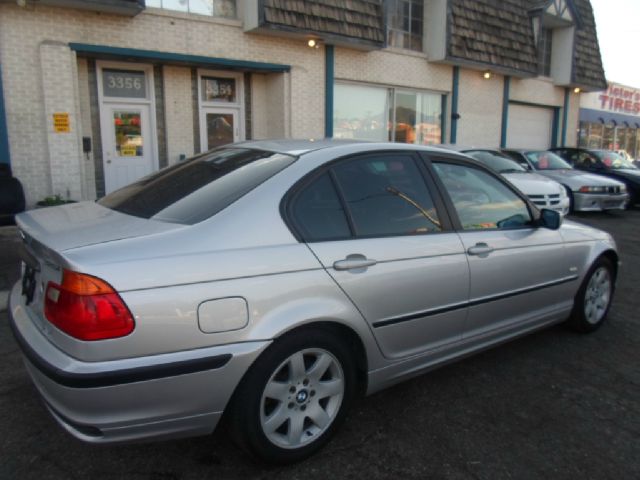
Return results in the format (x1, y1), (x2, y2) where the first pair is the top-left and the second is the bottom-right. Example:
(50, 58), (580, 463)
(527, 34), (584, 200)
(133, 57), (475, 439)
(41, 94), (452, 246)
(574, 87), (581, 94)
(307, 39), (320, 49)
(482, 70), (492, 80)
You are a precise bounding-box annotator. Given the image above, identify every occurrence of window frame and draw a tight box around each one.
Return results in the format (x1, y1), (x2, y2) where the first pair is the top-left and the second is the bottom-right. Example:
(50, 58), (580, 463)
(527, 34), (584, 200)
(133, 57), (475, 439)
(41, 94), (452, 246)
(281, 150), (454, 243)
(419, 153), (540, 233)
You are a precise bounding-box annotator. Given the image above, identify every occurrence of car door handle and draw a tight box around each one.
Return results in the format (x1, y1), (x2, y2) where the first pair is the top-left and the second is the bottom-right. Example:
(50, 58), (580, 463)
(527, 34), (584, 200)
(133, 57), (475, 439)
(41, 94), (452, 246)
(467, 243), (494, 256)
(333, 254), (377, 271)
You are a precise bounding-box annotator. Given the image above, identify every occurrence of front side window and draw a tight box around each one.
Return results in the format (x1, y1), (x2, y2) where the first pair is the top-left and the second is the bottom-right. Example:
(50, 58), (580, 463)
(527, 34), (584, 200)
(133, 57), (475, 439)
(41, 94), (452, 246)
(99, 148), (295, 224)
(433, 163), (531, 230)
(146, 0), (236, 18)
(388, 0), (424, 51)
(332, 155), (442, 237)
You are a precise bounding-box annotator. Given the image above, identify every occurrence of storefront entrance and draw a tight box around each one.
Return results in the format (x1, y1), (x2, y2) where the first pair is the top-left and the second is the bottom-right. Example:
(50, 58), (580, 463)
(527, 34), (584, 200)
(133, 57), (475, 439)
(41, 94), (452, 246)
(198, 70), (244, 152)
(97, 62), (158, 193)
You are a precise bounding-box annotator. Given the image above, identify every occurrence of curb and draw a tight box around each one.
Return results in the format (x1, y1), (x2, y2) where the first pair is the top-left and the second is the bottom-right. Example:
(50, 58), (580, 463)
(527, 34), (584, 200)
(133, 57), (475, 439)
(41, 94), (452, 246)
(0, 290), (8, 313)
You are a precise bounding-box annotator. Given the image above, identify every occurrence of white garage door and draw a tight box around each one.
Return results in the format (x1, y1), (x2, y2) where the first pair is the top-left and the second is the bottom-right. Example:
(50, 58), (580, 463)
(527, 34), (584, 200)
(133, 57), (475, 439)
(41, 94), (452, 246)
(506, 104), (554, 149)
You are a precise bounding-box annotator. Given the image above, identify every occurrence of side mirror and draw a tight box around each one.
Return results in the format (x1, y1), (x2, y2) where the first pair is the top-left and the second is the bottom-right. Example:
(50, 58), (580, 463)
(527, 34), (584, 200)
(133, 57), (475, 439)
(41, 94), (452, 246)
(537, 208), (562, 230)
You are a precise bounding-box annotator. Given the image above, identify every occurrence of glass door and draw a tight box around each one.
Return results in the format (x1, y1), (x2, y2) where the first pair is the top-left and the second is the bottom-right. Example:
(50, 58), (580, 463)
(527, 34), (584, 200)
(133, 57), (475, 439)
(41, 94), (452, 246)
(201, 109), (239, 151)
(102, 104), (155, 193)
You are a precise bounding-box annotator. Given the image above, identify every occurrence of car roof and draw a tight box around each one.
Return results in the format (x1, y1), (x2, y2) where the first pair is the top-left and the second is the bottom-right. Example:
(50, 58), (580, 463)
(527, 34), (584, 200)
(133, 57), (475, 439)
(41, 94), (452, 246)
(234, 139), (462, 157)
(437, 144), (499, 153)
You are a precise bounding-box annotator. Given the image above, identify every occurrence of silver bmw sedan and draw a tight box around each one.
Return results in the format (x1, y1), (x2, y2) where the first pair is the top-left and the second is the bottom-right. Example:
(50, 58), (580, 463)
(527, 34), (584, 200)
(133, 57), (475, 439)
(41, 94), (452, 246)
(9, 140), (618, 464)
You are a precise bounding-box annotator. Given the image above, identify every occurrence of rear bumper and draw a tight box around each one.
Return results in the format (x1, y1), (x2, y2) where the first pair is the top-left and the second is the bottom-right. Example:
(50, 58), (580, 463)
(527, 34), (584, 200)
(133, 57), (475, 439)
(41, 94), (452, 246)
(573, 192), (628, 212)
(9, 284), (269, 444)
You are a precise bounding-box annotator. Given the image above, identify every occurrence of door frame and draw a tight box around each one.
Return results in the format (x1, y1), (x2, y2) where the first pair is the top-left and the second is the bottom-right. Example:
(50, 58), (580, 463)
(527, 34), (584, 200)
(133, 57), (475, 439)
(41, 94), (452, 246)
(197, 69), (244, 152)
(96, 61), (159, 193)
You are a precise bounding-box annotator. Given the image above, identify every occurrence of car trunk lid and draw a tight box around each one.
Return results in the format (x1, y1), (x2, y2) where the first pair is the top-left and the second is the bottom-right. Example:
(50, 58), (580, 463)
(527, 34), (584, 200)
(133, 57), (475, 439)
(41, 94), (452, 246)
(14, 202), (183, 343)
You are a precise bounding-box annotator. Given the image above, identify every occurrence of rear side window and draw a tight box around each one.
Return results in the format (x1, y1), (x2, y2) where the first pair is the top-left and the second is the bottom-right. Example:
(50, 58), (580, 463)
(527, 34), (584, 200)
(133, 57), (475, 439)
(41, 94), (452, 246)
(332, 154), (442, 237)
(99, 148), (296, 224)
(291, 173), (351, 242)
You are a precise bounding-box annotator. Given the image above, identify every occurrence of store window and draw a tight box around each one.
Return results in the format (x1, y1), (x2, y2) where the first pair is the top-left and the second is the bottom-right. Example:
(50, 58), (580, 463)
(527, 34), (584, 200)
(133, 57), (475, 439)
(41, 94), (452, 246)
(387, 0), (424, 51)
(333, 83), (443, 144)
(603, 124), (615, 150)
(146, 0), (236, 18)
(624, 129), (636, 157)
(587, 123), (603, 149)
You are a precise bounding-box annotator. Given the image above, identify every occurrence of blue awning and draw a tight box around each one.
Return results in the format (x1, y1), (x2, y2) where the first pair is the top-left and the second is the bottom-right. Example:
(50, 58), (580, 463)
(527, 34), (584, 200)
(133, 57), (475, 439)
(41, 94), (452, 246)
(579, 107), (640, 128)
(69, 43), (291, 73)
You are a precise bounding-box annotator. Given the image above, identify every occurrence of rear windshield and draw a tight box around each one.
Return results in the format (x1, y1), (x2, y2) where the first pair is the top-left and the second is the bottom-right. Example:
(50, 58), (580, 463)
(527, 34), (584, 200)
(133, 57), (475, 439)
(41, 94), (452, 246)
(98, 148), (296, 224)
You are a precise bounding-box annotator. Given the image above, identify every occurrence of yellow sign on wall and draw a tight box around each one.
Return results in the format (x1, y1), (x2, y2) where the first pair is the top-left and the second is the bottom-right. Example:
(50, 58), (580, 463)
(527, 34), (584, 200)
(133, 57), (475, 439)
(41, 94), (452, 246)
(53, 113), (70, 133)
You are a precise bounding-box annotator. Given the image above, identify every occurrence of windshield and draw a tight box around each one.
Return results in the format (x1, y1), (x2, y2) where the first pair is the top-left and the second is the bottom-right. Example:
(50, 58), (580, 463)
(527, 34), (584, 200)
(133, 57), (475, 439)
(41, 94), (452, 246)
(464, 150), (527, 173)
(592, 151), (638, 170)
(99, 148), (296, 224)
(525, 151), (572, 170)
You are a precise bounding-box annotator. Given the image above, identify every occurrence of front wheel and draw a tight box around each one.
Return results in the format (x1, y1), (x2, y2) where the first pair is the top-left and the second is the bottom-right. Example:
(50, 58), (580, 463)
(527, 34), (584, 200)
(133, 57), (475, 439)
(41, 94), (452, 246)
(567, 257), (615, 333)
(227, 328), (357, 464)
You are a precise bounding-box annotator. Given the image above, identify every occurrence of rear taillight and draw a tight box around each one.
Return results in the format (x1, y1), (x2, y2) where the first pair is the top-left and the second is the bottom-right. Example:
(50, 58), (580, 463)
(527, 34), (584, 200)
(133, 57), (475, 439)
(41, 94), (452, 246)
(44, 270), (134, 341)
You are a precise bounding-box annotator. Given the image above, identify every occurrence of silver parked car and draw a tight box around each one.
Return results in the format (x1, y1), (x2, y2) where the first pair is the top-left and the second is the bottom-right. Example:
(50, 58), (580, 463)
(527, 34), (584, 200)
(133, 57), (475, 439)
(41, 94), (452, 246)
(502, 149), (628, 212)
(9, 140), (618, 464)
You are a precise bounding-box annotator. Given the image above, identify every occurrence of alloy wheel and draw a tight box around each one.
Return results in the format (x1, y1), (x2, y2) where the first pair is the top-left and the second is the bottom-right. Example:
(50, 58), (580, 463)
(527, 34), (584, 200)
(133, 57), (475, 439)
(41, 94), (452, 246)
(259, 348), (344, 449)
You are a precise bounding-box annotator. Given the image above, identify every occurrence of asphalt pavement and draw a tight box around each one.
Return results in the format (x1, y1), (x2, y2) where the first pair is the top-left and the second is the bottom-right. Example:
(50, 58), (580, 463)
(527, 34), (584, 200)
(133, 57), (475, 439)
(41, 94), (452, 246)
(1, 212), (639, 479)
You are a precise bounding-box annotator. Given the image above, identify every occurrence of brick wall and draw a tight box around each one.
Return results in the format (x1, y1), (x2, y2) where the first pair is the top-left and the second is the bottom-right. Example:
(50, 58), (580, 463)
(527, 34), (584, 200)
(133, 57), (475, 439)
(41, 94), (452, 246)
(456, 70), (503, 147)
(163, 65), (195, 164)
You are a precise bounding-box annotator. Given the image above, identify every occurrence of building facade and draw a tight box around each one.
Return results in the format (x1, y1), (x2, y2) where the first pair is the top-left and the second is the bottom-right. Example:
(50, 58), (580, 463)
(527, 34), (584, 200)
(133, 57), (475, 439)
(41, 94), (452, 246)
(579, 81), (640, 159)
(0, 0), (606, 206)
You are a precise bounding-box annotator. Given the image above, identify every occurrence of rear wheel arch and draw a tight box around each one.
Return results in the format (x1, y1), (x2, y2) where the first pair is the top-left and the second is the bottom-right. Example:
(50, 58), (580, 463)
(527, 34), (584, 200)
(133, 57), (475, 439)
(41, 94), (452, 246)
(247, 321), (369, 396)
(224, 321), (367, 463)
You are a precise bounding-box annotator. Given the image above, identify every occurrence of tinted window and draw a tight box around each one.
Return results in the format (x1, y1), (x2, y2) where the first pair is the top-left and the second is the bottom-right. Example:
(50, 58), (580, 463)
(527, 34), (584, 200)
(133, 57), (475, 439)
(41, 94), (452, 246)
(592, 150), (638, 170)
(332, 154), (442, 237)
(464, 150), (527, 173)
(572, 151), (598, 168)
(433, 163), (531, 230)
(291, 173), (351, 242)
(99, 148), (295, 224)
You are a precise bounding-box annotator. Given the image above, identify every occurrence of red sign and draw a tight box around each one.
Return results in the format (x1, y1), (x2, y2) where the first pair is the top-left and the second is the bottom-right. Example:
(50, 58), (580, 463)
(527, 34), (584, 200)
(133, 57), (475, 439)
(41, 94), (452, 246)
(598, 84), (640, 116)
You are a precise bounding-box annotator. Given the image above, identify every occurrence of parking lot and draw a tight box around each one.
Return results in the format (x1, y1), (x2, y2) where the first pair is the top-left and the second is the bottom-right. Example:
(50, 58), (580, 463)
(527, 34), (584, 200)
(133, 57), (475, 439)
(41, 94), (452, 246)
(1, 210), (639, 480)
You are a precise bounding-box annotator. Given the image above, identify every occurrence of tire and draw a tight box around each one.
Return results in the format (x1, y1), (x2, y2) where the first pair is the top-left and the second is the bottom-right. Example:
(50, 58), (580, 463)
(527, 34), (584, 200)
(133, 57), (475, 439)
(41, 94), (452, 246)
(567, 257), (615, 333)
(227, 327), (357, 464)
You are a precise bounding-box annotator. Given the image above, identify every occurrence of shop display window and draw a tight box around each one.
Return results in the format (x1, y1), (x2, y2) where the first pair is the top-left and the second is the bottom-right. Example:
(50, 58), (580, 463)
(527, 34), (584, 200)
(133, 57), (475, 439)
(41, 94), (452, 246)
(334, 83), (442, 145)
